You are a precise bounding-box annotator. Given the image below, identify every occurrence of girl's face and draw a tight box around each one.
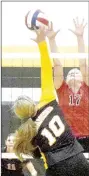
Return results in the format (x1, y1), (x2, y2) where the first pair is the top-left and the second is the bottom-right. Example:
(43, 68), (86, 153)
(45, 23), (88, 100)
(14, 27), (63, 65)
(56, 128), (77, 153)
(5, 135), (15, 148)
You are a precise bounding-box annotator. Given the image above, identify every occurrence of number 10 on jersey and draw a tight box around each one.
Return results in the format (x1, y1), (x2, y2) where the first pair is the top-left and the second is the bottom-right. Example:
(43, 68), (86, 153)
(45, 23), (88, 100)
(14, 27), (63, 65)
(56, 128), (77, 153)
(41, 115), (65, 146)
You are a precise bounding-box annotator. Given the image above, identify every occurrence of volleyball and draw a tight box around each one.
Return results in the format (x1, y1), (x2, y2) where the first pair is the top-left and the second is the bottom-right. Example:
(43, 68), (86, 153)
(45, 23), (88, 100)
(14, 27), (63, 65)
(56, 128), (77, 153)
(25, 9), (50, 30)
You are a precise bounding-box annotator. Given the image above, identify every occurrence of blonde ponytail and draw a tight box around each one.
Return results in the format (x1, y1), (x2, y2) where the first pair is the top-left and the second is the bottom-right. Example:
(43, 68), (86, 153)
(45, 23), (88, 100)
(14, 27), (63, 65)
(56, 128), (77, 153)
(13, 118), (37, 160)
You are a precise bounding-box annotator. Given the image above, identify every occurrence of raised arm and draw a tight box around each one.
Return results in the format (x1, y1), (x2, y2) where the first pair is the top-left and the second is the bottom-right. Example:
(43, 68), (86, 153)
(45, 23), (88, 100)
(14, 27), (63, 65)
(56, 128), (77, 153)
(78, 35), (89, 86)
(69, 17), (89, 86)
(47, 22), (64, 89)
(32, 27), (55, 109)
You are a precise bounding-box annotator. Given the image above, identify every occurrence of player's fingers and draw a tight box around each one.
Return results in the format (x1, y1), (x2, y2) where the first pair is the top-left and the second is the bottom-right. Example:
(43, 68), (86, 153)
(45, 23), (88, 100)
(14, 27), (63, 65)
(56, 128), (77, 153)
(52, 29), (60, 38)
(33, 26), (39, 34)
(76, 17), (79, 25)
(51, 21), (53, 30)
(68, 28), (75, 34)
(48, 21), (53, 31)
(83, 22), (87, 28)
(41, 25), (45, 30)
(55, 29), (60, 35)
(73, 18), (77, 27)
(81, 18), (84, 26)
(36, 25), (44, 33)
(30, 38), (37, 42)
(40, 25), (46, 34)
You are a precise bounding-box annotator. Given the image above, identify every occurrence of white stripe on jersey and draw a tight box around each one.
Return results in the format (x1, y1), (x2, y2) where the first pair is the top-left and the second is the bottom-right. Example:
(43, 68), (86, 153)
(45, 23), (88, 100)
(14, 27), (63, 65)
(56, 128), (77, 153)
(35, 106), (53, 130)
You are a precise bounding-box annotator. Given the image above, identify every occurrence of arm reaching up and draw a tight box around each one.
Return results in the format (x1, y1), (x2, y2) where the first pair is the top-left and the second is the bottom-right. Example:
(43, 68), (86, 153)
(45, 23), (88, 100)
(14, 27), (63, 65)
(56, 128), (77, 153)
(69, 17), (89, 86)
(31, 26), (55, 109)
(46, 22), (64, 89)
(46, 22), (60, 53)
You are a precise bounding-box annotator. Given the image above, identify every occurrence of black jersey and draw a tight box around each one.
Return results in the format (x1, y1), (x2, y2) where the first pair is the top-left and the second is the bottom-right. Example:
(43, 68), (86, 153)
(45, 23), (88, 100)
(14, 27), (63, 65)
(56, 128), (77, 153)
(1, 147), (23, 171)
(32, 100), (83, 166)
(1, 147), (29, 176)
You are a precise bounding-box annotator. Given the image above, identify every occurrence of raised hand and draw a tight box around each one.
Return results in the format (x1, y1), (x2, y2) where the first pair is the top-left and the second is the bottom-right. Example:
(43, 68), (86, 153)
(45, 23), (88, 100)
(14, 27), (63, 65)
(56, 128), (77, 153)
(46, 22), (60, 40)
(69, 17), (87, 37)
(31, 26), (46, 43)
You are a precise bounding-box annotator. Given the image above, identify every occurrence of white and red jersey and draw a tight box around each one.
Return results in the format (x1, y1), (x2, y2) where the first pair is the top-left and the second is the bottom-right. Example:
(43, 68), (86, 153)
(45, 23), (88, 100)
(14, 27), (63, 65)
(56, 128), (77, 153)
(57, 81), (89, 137)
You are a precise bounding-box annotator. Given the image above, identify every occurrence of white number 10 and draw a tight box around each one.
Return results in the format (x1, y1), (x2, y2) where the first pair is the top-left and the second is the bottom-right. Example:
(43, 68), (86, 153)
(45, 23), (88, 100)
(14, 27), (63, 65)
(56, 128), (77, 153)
(41, 115), (65, 146)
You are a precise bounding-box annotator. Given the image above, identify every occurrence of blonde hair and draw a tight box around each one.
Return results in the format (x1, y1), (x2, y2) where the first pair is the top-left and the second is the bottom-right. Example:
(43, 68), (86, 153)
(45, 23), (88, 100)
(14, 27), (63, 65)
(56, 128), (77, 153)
(13, 96), (36, 119)
(13, 118), (37, 160)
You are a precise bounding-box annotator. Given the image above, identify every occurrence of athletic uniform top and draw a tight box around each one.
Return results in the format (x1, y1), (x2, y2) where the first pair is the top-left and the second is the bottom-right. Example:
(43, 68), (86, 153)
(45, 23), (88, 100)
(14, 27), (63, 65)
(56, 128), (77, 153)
(1, 147), (24, 175)
(32, 100), (83, 167)
(57, 81), (89, 137)
(31, 41), (83, 167)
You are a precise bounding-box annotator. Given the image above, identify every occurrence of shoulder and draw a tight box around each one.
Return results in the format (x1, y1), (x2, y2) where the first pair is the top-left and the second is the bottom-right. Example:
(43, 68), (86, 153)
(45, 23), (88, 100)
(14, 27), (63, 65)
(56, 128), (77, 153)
(57, 80), (68, 93)
(81, 82), (89, 89)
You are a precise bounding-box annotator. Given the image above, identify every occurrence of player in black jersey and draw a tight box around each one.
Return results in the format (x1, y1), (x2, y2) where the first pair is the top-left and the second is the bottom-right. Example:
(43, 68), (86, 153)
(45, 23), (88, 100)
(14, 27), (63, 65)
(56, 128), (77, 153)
(1, 133), (24, 176)
(13, 26), (89, 176)
(1, 133), (41, 176)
